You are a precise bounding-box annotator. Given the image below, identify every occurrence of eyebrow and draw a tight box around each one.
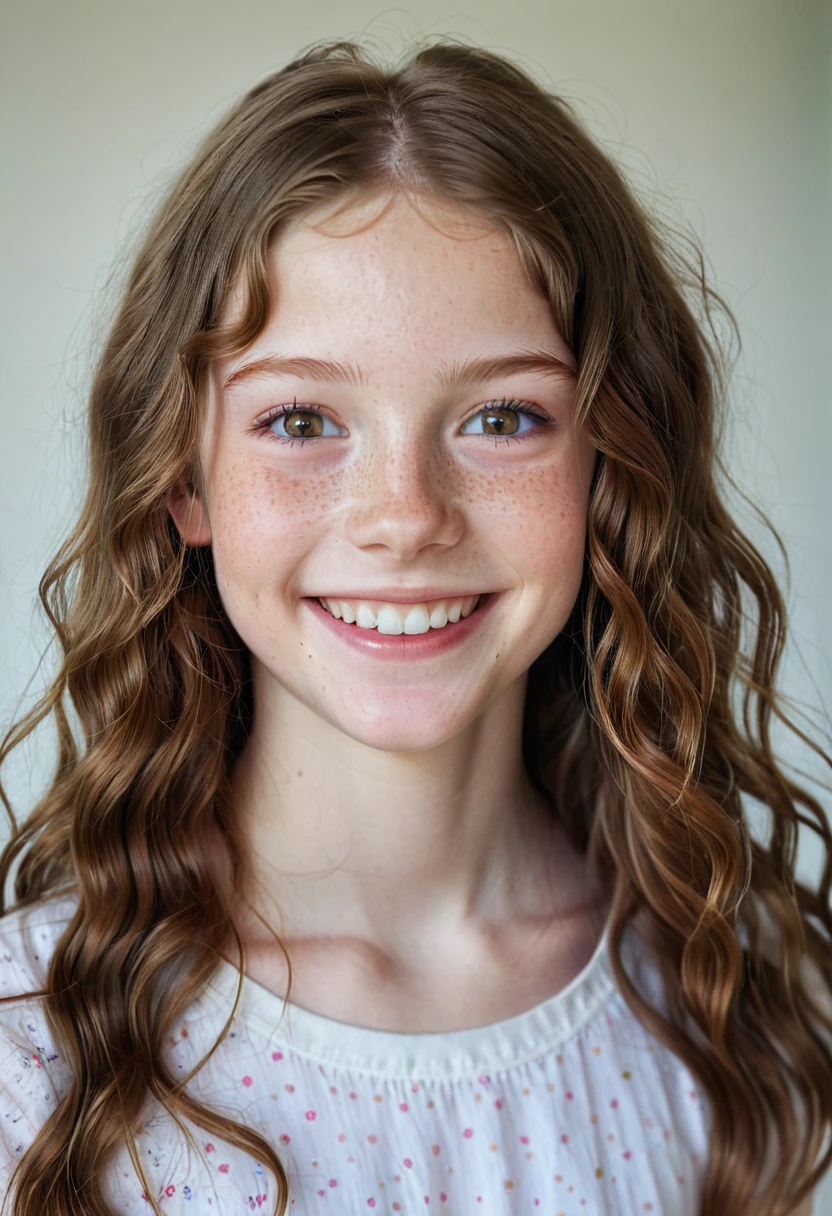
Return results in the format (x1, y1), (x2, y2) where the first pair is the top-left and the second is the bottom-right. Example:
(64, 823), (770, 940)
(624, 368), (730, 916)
(222, 349), (576, 393)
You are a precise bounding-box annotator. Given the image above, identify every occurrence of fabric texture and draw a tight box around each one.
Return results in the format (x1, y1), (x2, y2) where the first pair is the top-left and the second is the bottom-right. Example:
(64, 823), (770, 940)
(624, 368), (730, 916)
(0, 892), (712, 1214)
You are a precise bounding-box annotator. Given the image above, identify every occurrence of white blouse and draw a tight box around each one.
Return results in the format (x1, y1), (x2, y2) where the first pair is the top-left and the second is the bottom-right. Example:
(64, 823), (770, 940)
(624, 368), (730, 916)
(0, 892), (713, 1213)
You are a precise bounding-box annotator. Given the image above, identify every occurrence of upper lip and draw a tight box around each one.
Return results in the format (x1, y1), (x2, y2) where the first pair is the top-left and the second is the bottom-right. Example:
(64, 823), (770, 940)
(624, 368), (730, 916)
(306, 588), (492, 604)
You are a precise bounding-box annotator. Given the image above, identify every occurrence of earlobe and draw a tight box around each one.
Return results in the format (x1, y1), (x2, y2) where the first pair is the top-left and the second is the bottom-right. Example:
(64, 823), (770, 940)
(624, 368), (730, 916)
(165, 479), (212, 546)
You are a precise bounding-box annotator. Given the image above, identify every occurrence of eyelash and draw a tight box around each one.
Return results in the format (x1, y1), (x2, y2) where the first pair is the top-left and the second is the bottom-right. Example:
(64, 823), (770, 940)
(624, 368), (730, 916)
(252, 397), (552, 447)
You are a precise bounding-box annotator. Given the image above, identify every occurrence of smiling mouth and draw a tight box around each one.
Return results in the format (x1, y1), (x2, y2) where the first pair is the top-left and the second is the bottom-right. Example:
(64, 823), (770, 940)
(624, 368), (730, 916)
(312, 593), (489, 635)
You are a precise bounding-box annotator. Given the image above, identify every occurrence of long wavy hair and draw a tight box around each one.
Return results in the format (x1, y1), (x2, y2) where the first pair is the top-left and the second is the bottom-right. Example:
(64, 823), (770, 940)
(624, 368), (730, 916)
(1, 35), (830, 1216)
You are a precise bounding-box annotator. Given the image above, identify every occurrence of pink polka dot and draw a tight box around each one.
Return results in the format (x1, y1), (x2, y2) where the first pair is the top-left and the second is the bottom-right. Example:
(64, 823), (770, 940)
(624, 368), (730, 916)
(439, 1194), (447, 1202)
(218, 1164), (229, 1174)
(403, 1158), (413, 1169)
(399, 1102), (409, 1112)
(424, 1197), (430, 1204)
(565, 1090), (574, 1100)
(271, 1051), (283, 1061)
(328, 1179), (337, 1187)
(242, 1075), (253, 1087)
(305, 1110), (317, 1121)
(205, 1143), (215, 1153)
(561, 1134), (569, 1144)
(284, 1084), (294, 1093)
(495, 1098), (504, 1109)
(520, 1135), (530, 1144)
(279, 1134), (291, 1145)
(349, 1091), (357, 1100)
(462, 1128), (473, 1138)
(367, 1135), (377, 1145)
(317, 1191), (325, 1198)
(611, 1099), (619, 1108)
(338, 1133), (347, 1142)
(478, 1075), (490, 1085)
(367, 1200), (376, 1209)
(623, 1151), (632, 1160)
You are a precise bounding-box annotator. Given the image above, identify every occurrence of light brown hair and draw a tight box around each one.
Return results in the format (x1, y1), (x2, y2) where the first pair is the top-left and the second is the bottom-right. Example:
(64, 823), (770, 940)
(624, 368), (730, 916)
(1, 35), (830, 1215)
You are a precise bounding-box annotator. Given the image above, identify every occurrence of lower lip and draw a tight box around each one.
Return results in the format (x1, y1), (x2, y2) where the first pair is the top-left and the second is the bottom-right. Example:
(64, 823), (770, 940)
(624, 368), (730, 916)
(303, 593), (500, 660)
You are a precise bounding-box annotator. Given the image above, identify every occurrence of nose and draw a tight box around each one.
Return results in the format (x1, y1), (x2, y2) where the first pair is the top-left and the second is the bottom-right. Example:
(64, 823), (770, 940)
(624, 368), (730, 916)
(343, 432), (464, 562)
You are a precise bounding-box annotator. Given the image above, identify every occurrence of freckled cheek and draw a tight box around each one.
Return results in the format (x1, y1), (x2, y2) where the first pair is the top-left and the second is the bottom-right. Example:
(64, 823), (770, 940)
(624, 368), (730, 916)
(467, 464), (590, 582)
(207, 462), (341, 583)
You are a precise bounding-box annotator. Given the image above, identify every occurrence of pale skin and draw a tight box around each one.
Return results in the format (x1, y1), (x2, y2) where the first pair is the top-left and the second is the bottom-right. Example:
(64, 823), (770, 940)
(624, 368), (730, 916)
(167, 190), (613, 1034)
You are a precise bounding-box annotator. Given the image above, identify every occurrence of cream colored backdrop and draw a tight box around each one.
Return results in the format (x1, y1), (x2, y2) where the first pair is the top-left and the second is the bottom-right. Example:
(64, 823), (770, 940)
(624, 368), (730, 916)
(1, 0), (830, 1205)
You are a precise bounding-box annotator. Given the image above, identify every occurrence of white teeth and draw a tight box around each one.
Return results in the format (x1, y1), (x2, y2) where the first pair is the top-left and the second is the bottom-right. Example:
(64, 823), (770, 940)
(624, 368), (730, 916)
(428, 603), (448, 629)
(319, 594), (483, 633)
(355, 604), (376, 629)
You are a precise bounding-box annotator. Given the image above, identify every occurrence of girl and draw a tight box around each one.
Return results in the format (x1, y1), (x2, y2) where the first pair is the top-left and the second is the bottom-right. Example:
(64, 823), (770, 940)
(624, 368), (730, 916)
(0, 35), (829, 1216)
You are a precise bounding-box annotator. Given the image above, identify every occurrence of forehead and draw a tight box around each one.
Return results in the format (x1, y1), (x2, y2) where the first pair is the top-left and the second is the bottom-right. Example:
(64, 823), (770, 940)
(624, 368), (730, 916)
(228, 195), (529, 308)
(275, 195), (523, 305)
(216, 193), (573, 376)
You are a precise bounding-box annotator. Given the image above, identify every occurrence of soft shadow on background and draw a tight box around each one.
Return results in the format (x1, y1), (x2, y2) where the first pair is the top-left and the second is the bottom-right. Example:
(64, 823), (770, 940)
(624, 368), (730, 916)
(1, 0), (830, 1206)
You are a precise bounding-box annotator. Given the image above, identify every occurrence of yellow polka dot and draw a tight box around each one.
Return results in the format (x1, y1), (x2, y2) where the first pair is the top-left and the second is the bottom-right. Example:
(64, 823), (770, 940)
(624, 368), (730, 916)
(622, 1070), (632, 1080)
(522, 1087), (530, 1095)
(504, 1180), (514, 1189)
(590, 1115), (598, 1124)
(489, 1143), (498, 1152)
(547, 1083), (555, 1092)
(593, 1046), (601, 1055)
(595, 1166), (604, 1178)
(373, 1094), (383, 1102)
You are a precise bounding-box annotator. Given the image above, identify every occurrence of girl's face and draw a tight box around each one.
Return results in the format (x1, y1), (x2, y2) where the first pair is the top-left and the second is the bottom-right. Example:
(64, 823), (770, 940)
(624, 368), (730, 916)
(173, 194), (596, 750)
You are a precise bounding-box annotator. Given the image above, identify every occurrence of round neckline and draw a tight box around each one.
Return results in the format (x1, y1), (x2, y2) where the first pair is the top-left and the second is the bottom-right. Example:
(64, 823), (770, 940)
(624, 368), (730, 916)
(203, 909), (619, 1081)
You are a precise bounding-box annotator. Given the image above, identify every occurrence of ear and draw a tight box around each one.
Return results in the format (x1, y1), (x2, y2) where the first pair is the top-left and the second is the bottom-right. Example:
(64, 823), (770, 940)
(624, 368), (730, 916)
(166, 476), (212, 546)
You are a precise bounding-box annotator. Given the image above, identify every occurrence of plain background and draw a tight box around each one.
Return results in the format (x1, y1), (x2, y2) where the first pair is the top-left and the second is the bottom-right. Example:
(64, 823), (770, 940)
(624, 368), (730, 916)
(1, 1), (830, 1208)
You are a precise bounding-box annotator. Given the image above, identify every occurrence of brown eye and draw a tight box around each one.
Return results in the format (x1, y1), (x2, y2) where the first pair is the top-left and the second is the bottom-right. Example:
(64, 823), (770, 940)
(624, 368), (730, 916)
(459, 398), (549, 440)
(480, 407), (521, 436)
(277, 410), (324, 438)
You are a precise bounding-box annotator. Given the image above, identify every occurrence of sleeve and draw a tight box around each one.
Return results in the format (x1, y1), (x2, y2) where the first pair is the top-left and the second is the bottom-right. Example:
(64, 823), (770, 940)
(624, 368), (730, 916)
(0, 997), (73, 1203)
(0, 897), (78, 1201)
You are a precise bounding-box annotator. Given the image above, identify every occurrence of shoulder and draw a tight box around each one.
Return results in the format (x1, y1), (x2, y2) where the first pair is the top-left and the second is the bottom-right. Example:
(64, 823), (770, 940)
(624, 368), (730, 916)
(0, 890), (79, 1198)
(0, 889), (79, 1000)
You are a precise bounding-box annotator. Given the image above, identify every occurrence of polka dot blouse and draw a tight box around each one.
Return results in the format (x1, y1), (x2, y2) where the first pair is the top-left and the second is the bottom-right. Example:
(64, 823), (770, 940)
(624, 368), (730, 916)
(0, 893), (712, 1213)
